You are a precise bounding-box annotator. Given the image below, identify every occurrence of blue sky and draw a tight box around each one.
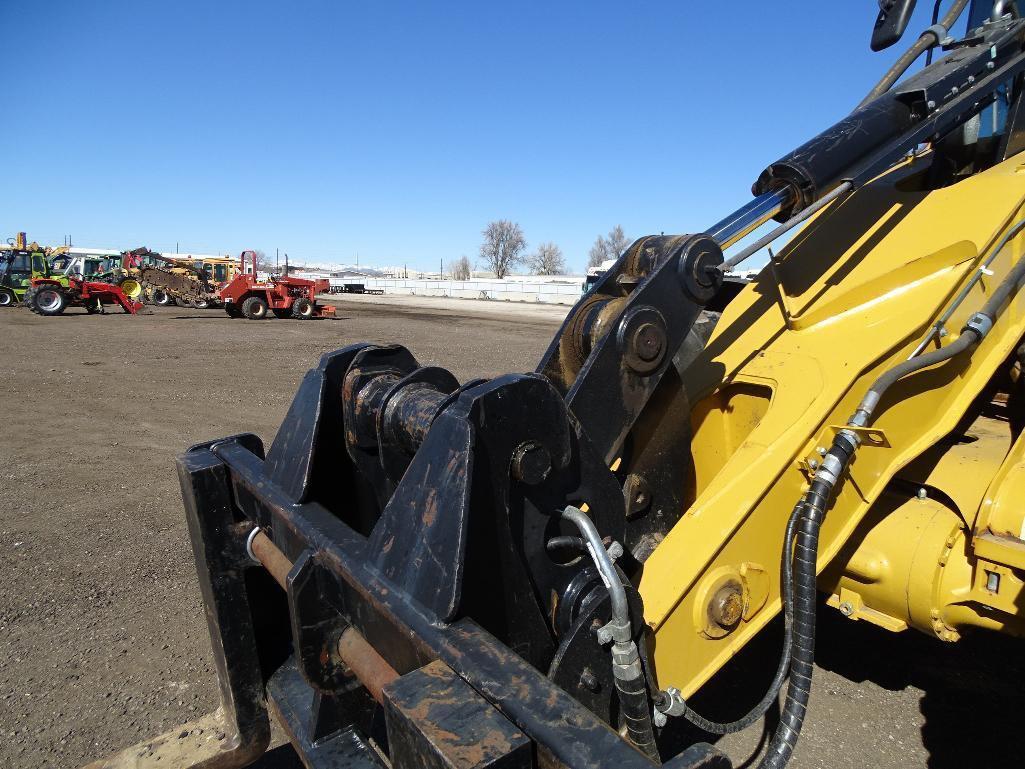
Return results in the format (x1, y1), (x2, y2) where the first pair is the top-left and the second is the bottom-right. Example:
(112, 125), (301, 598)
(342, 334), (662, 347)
(0, 2), (966, 272)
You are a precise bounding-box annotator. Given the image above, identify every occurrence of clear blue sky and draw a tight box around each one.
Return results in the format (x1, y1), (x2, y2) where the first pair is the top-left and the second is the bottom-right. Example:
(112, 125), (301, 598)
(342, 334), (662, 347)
(0, 1), (965, 272)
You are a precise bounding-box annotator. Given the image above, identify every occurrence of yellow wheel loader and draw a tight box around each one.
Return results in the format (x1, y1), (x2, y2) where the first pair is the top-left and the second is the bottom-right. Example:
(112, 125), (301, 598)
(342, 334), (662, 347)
(91, 2), (1025, 768)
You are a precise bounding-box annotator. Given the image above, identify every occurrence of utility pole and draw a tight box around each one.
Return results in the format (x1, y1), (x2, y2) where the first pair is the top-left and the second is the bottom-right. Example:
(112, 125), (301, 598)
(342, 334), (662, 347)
(440, 258), (443, 280)
(276, 248), (279, 273)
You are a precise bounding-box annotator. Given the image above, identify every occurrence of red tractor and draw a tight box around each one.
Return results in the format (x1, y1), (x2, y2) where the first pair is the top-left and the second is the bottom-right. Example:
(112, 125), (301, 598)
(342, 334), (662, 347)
(28, 276), (143, 316)
(218, 250), (335, 320)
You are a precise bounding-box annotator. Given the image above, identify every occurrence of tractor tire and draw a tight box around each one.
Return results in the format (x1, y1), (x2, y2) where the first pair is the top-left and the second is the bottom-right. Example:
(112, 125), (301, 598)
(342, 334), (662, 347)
(151, 289), (173, 306)
(224, 303), (243, 318)
(22, 287), (38, 312)
(272, 308), (292, 319)
(241, 295), (269, 320)
(192, 299), (211, 309)
(34, 287), (68, 316)
(0, 289), (15, 307)
(291, 298), (315, 319)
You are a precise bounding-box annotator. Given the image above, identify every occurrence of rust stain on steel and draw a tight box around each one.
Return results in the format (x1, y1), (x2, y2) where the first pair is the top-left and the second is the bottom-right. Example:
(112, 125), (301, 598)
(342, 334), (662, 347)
(422, 487), (438, 527)
(388, 661), (528, 767)
(337, 626), (399, 705)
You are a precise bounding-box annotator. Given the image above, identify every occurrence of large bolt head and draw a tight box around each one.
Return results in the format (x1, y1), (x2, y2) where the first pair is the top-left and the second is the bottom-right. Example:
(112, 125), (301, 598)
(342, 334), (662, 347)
(677, 236), (724, 304)
(632, 323), (664, 363)
(617, 306), (668, 375)
(708, 583), (743, 631)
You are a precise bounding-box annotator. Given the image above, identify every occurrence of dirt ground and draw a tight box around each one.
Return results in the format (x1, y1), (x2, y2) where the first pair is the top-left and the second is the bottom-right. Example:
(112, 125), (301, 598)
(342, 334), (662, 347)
(0, 294), (1020, 769)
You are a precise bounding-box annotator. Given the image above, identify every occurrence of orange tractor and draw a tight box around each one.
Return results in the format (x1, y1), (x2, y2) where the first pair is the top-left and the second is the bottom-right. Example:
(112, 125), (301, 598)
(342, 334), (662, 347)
(220, 250), (335, 319)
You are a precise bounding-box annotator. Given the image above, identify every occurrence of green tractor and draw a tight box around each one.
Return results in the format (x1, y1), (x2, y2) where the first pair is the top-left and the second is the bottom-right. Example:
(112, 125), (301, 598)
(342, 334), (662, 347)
(0, 235), (56, 307)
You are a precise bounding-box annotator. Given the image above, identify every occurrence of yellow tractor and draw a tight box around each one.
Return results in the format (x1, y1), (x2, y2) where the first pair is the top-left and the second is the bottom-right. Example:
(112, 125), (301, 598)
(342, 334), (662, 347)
(92, 2), (1025, 769)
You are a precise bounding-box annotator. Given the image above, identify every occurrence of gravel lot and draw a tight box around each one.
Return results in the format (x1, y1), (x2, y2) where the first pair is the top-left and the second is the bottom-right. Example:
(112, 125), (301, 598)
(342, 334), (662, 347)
(0, 294), (1019, 769)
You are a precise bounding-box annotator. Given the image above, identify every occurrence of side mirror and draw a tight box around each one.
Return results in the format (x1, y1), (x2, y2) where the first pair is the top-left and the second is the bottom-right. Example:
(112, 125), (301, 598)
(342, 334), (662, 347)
(871, 0), (917, 51)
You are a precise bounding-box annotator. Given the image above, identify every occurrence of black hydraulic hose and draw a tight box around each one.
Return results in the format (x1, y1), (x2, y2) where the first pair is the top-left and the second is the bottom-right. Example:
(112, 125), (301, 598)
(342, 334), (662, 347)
(851, 329), (981, 424)
(849, 250), (1025, 425)
(545, 535), (587, 554)
(757, 434), (856, 769)
(756, 235), (1025, 767)
(665, 501), (803, 735)
(756, 320), (983, 768)
(980, 241), (1025, 317)
(858, 0), (969, 108)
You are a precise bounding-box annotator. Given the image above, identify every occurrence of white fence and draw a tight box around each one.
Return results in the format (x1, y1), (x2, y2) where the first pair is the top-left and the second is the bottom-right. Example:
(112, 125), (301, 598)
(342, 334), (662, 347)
(331, 277), (584, 305)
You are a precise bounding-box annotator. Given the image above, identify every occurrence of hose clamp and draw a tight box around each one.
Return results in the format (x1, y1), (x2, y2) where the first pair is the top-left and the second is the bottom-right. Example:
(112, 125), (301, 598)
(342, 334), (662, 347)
(814, 453), (844, 486)
(923, 24), (948, 46)
(965, 312), (993, 338)
(653, 686), (687, 727)
(837, 427), (863, 449)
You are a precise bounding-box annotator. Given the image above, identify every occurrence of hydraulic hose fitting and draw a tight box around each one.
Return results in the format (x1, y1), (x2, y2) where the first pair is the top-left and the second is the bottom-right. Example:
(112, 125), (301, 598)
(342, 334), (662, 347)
(560, 506), (659, 762)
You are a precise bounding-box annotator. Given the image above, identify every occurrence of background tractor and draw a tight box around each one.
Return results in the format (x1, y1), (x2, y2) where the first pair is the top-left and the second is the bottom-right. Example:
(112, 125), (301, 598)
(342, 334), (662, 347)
(27, 274), (142, 316)
(0, 233), (62, 307)
(47, 252), (145, 300)
(219, 249), (334, 319)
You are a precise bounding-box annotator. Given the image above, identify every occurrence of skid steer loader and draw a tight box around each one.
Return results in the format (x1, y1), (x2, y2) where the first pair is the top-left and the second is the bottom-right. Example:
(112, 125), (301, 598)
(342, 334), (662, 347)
(90, 2), (1025, 768)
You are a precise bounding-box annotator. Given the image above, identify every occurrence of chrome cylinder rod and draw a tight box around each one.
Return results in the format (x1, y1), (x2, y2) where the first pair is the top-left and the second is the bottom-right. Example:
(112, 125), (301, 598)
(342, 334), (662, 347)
(705, 187), (796, 250)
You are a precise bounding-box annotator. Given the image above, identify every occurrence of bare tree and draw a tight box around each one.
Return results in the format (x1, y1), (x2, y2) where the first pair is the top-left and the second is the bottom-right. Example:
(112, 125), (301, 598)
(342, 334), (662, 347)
(450, 255), (472, 280)
(528, 242), (565, 275)
(587, 225), (630, 269)
(252, 249), (275, 272)
(480, 220), (526, 279)
(606, 225), (629, 261)
(587, 236), (610, 269)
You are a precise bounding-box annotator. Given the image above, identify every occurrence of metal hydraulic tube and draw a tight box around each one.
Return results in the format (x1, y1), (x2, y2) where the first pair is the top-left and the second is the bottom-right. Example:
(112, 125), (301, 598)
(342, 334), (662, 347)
(705, 188), (796, 249)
